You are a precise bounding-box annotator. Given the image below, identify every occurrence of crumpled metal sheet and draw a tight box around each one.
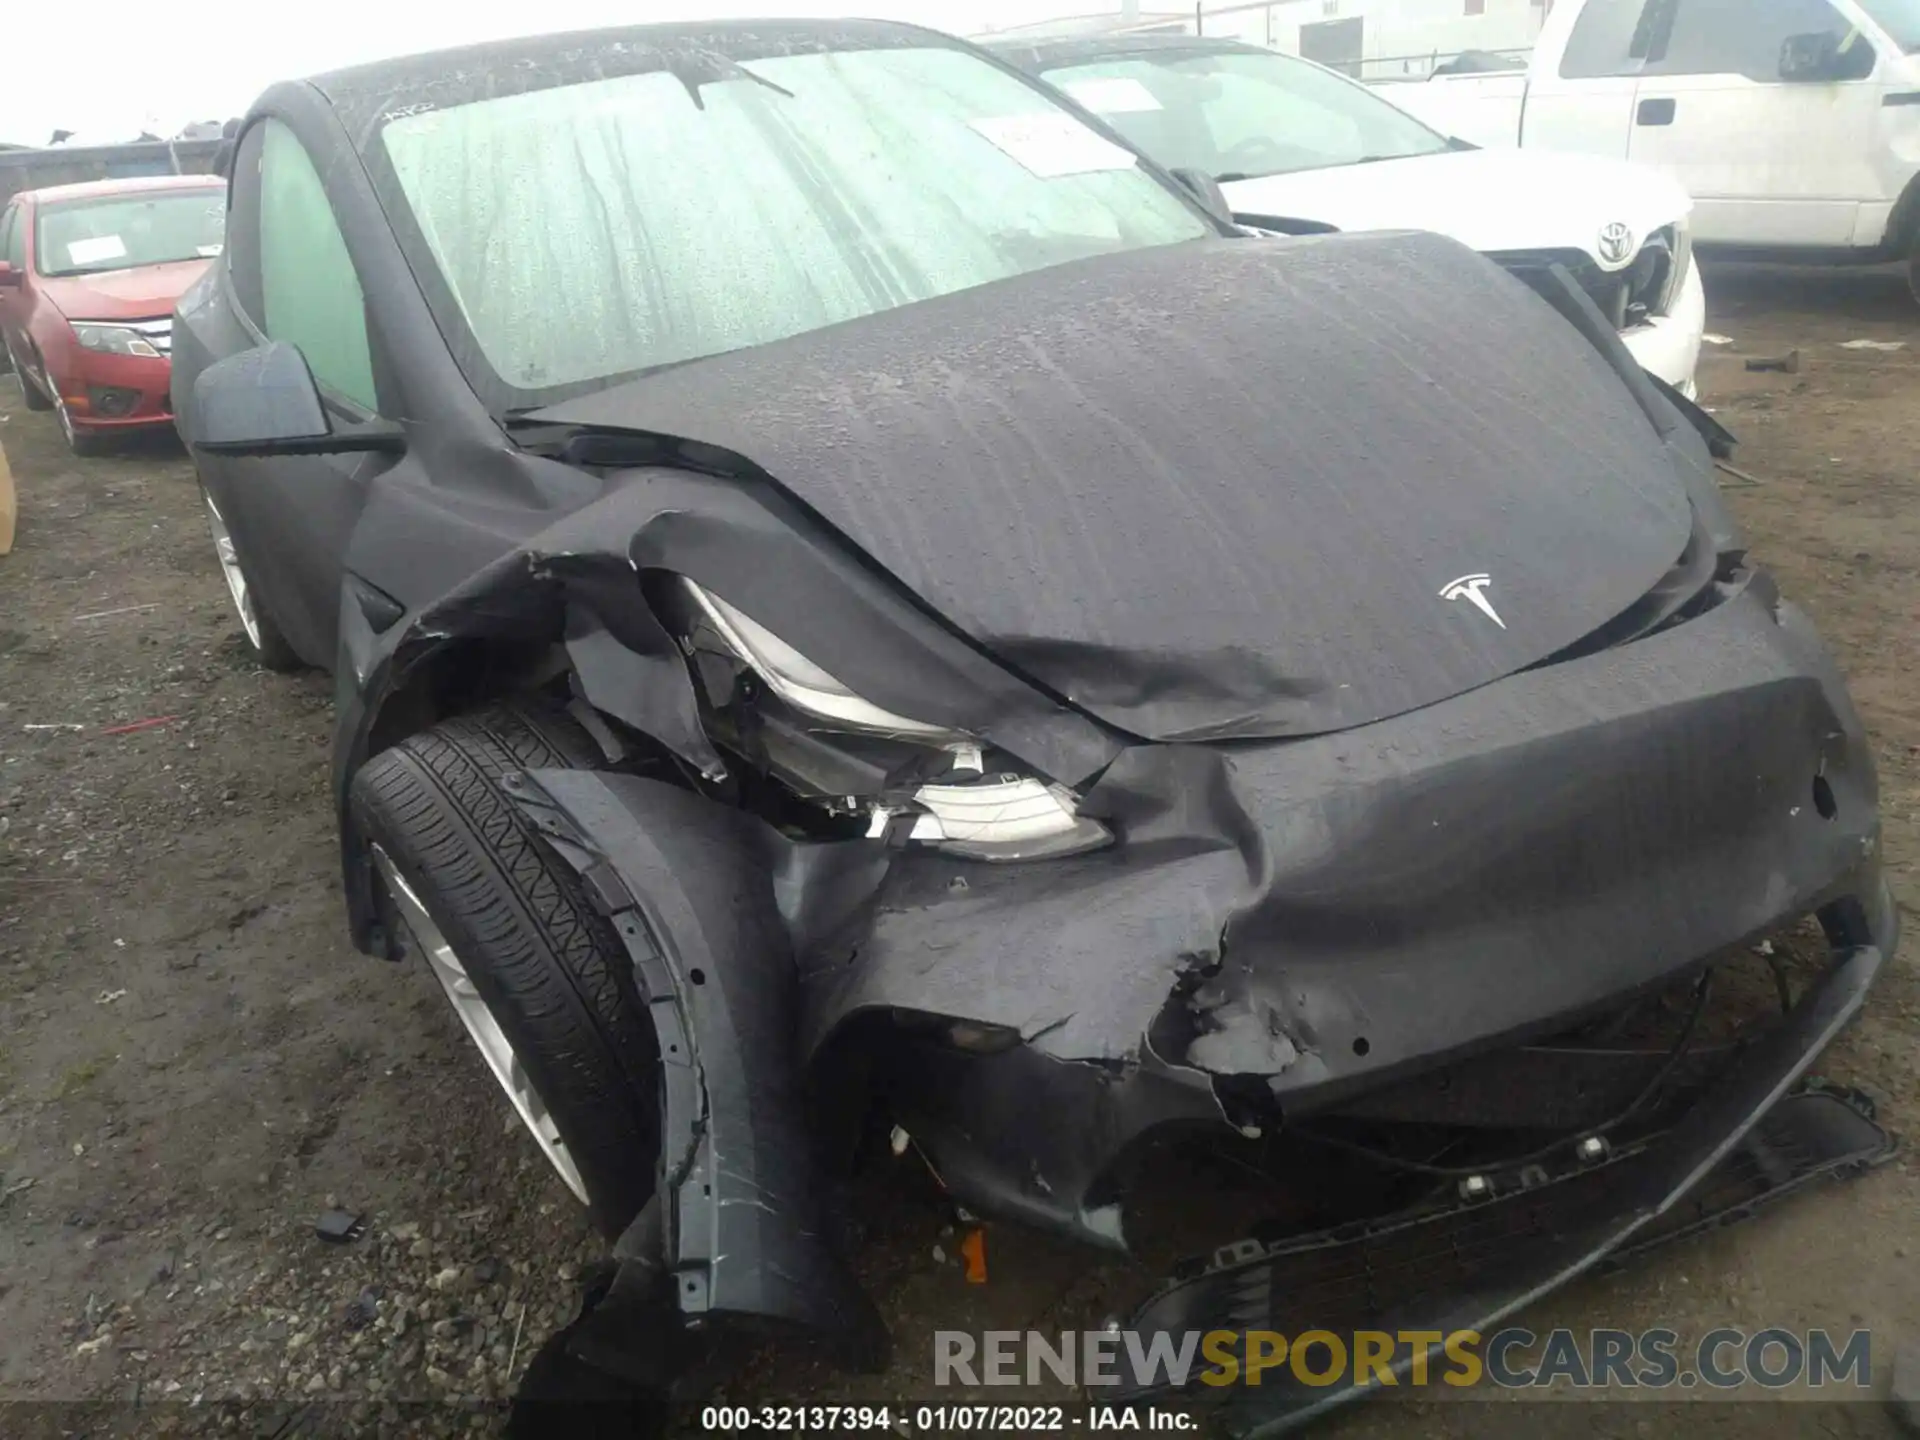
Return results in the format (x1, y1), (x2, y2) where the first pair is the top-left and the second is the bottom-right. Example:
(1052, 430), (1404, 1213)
(537, 231), (1693, 744)
(1109, 951), (1888, 1436)
(322, 224), (1869, 1093)
(329, 243), (1872, 1082)
(792, 581), (1883, 1070)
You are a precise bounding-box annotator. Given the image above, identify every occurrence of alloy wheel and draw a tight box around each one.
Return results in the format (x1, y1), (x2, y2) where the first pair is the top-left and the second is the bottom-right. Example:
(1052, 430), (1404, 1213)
(370, 845), (589, 1203)
(200, 493), (265, 650)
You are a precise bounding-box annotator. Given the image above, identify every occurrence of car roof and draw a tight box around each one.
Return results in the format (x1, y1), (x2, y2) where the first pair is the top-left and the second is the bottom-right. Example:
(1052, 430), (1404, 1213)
(18, 172), (224, 206)
(304, 16), (949, 107)
(983, 32), (1270, 70)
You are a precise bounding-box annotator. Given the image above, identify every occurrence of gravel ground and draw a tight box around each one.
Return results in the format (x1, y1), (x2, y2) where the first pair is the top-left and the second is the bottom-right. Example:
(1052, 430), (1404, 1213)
(1, 260), (1916, 1438)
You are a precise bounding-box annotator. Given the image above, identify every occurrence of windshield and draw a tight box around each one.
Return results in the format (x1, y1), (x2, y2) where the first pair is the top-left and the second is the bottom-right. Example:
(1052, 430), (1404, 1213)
(1037, 48), (1452, 182)
(373, 42), (1212, 406)
(35, 190), (225, 277)
(1858, 0), (1920, 50)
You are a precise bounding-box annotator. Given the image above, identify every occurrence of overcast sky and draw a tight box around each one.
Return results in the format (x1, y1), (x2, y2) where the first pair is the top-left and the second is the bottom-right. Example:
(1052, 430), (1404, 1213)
(1, 0), (1117, 146)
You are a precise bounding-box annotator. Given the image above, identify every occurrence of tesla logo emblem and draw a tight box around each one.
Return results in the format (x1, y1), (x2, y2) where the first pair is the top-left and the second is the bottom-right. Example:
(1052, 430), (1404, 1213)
(1597, 222), (1635, 265)
(1440, 573), (1506, 629)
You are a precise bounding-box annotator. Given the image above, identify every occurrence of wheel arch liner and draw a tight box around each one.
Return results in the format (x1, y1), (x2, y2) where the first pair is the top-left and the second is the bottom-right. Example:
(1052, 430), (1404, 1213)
(499, 764), (887, 1358)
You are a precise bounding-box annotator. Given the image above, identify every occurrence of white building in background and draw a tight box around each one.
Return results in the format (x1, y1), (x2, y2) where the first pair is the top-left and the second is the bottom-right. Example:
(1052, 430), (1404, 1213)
(977, 0), (1555, 79)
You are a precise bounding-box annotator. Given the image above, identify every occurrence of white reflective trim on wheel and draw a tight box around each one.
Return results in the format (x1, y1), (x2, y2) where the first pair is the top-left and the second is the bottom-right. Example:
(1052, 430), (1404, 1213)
(370, 845), (589, 1204)
(200, 493), (264, 650)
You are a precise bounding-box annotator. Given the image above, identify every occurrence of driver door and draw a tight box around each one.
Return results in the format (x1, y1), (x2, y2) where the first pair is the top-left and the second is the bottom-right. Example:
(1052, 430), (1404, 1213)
(199, 118), (394, 668)
(1627, 0), (1886, 245)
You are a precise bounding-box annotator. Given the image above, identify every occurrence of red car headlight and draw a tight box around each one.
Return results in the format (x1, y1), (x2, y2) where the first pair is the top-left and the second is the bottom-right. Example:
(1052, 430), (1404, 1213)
(71, 323), (162, 359)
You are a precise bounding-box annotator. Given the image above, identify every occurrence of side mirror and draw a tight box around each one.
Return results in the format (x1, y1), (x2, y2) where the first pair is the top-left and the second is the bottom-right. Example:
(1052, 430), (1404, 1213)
(0, 262), (22, 289)
(1779, 30), (1874, 82)
(189, 341), (401, 456)
(1169, 166), (1234, 227)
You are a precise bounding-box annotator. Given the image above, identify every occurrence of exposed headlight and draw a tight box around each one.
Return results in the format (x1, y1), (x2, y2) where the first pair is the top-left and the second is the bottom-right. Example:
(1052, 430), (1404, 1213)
(1661, 222), (1694, 314)
(682, 579), (958, 740)
(865, 765), (1113, 862)
(1621, 224), (1692, 323)
(71, 323), (161, 358)
(679, 579), (1113, 862)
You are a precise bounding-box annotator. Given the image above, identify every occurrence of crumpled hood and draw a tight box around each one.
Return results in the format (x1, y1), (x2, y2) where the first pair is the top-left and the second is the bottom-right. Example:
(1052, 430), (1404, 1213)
(1224, 148), (1693, 264)
(39, 258), (210, 320)
(535, 231), (1693, 744)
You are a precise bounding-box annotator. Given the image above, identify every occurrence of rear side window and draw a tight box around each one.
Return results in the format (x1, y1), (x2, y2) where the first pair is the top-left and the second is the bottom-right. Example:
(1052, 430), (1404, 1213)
(257, 120), (378, 412)
(1559, 0), (1657, 76)
(1648, 0), (1870, 77)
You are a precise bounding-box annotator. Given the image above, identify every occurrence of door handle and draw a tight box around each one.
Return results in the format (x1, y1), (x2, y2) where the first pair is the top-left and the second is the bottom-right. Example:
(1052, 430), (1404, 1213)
(1637, 96), (1676, 125)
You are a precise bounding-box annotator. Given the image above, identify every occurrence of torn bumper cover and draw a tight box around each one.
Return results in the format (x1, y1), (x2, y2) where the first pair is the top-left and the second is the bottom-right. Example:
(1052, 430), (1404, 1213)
(493, 563), (1894, 1366)
(795, 574), (1894, 1243)
(1102, 953), (1888, 1436)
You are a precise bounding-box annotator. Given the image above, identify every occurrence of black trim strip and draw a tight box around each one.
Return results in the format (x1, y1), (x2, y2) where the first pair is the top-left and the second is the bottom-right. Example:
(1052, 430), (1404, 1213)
(1885, 91), (1920, 106)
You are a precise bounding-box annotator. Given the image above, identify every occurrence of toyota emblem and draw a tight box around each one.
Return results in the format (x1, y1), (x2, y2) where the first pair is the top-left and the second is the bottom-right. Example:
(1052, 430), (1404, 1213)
(1597, 222), (1635, 265)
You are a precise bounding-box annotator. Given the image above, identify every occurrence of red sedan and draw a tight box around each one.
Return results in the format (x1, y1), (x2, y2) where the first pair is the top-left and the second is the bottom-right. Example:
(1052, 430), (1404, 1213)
(0, 174), (226, 454)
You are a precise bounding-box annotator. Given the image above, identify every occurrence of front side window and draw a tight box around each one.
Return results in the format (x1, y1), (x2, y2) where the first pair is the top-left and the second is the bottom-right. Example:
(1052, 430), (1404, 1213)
(1858, 0), (1920, 50)
(222, 124), (267, 322)
(372, 42), (1211, 407)
(1649, 0), (1872, 76)
(1039, 49), (1450, 183)
(257, 120), (377, 412)
(32, 189), (224, 277)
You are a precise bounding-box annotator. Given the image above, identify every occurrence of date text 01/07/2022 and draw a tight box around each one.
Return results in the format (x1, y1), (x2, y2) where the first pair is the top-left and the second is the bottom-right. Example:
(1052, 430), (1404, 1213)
(698, 1405), (1197, 1432)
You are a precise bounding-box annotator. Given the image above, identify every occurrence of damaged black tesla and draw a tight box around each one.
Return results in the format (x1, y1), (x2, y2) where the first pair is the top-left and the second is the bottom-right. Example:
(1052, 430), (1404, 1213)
(170, 15), (1897, 1435)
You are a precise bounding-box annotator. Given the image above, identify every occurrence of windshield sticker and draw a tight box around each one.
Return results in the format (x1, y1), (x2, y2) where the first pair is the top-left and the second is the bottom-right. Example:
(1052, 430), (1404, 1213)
(66, 235), (128, 266)
(1062, 77), (1164, 114)
(968, 113), (1138, 178)
(197, 243), (225, 257)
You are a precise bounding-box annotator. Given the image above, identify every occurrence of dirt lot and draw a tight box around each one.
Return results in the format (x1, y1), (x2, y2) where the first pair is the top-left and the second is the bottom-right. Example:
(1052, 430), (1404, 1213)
(1, 263), (1916, 1438)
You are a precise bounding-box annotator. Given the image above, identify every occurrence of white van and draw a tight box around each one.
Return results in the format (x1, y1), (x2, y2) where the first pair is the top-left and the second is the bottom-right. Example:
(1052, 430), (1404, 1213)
(1380, 0), (1920, 293)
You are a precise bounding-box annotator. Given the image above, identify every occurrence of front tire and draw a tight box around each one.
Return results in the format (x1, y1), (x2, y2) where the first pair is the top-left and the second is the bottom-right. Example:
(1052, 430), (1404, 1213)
(350, 701), (662, 1238)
